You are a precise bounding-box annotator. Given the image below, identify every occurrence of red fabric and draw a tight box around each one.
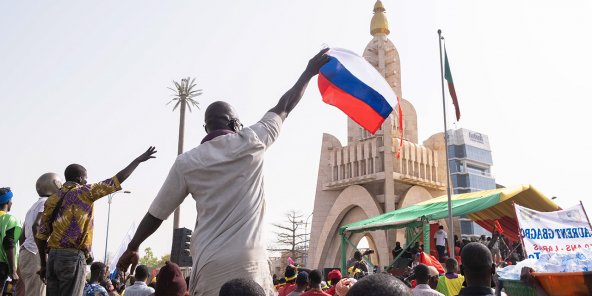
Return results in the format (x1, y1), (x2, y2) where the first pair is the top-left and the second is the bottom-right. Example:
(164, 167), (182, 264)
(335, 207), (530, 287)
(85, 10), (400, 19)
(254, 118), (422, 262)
(395, 96), (404, 159)
(495, 220), (504, 234)
(318, 73), (386, 134)
(419, 252), (445, 274)
(278, 284), (296, 296)
(447, 82), (461, 121)
(474, 216), (519, 243)
(300, 290), (331, 296)
(325, 286), (336, 296)
(429, 224), (439, 257)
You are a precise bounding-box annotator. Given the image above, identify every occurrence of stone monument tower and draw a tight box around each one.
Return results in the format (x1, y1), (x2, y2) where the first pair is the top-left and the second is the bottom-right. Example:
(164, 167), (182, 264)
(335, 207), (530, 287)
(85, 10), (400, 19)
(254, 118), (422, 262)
(307, 0), (449, 270)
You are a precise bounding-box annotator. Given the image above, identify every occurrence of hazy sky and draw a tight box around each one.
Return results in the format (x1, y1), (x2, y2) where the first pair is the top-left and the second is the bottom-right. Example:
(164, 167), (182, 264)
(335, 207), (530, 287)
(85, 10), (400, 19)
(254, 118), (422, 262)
(1, 0), (591, 259)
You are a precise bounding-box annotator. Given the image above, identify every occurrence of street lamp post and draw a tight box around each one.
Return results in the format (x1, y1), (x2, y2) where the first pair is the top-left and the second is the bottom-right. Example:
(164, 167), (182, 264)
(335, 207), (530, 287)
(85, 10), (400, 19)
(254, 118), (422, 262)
(104, 190), (131, 264)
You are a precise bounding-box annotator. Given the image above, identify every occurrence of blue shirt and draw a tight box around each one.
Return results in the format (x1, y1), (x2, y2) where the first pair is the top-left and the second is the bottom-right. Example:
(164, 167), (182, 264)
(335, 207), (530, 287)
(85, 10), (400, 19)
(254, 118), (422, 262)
(83, 283), (108, 296)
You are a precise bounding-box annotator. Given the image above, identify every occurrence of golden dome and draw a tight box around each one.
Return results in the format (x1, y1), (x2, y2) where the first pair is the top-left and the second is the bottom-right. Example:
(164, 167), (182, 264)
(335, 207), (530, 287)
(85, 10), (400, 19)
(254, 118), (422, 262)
(370, 0), (390, 36)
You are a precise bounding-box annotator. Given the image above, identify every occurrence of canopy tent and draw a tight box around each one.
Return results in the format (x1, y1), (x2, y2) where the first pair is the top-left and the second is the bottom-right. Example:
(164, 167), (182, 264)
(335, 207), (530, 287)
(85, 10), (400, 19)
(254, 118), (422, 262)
(337, 185), (561, 273)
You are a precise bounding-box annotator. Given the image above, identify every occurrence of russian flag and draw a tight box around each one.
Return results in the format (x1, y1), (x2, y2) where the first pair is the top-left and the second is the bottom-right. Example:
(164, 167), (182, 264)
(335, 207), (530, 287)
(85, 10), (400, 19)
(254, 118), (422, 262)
(318, 48), (398, 134)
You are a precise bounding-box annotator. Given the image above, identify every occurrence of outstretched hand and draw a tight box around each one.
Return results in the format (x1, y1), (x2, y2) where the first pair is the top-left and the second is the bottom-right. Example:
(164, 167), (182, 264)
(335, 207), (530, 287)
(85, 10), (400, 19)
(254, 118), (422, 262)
(117, 248), (140, 277)
(305, 48), (331, 76)
(135, 146), (157, 163)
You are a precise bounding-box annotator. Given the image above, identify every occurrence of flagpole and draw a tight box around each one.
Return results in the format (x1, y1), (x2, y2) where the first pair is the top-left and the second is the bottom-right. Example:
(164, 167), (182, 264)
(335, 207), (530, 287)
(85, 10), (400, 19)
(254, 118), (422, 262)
(438, 29), (455, 259)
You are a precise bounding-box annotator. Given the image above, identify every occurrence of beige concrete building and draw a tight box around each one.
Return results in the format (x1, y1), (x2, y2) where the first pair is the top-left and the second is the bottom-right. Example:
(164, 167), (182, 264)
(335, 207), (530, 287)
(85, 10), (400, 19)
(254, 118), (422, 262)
(307, 0), (454, 270)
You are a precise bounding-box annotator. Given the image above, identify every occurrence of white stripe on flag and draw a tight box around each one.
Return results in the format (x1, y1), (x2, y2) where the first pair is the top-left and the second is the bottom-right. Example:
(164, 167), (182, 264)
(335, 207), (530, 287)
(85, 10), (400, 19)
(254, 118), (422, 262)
(327, 48), (398, 107)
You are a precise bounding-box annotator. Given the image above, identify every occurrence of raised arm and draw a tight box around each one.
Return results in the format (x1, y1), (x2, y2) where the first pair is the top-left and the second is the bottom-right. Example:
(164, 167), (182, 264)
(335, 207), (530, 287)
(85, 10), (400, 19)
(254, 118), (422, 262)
(115, 146), (157, 183)
(269, 48), (330, 121)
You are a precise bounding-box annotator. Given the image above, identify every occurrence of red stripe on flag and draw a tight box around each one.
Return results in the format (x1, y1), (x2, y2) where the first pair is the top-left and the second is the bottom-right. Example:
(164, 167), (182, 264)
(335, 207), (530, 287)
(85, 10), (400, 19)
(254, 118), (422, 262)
(448, 82), (460, 121)
(395, 96), (404, 159)
(318, 73), (385, 134)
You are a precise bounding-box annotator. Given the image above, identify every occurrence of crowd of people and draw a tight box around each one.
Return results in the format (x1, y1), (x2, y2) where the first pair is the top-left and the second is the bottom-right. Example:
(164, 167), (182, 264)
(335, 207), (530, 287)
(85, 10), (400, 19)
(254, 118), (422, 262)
(263, 241), (506, 296)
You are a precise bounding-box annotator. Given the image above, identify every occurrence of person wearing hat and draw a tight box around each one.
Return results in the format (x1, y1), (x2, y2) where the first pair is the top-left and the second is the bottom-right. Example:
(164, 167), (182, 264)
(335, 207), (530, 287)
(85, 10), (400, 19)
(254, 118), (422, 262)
(324, 269), (341, 296)
(286, 271), (308, 296)
(19, 173), (62, 296)
(153, 261), (187, 296)
(0, 187), (22, 293)
(412, 264), (443, 296)
(278, 265), (298, 296)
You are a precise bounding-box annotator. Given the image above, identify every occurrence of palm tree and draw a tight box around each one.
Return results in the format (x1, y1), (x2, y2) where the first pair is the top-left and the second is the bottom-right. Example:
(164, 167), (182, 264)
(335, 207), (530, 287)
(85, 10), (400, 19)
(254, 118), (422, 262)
(168, 77), (202, 229)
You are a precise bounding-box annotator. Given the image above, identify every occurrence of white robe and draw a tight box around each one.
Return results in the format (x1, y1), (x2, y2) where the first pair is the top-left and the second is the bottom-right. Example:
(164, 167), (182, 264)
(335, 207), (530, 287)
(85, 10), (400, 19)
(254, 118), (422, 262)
(148, 112), (282, 296)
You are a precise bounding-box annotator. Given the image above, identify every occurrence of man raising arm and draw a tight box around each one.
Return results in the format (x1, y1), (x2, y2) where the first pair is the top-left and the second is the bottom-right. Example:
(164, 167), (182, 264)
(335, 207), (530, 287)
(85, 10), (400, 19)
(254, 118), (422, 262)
(35, 146), (156, 296)
(117, 49), (330, 296)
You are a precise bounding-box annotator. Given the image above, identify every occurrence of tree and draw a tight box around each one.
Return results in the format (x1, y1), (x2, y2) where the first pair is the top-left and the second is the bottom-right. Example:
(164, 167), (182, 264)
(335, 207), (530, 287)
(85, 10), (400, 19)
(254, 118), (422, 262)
(139, 247), (159, 268)
(167, 77), (202, 229)
(269, 211), (310, 266)
(158, 254), (171, 266)
(140, 248), (171, 268)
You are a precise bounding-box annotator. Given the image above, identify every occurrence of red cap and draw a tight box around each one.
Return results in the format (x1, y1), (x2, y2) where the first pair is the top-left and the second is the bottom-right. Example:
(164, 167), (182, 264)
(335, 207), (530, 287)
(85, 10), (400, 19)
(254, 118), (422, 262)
(328, 269), (342, 281)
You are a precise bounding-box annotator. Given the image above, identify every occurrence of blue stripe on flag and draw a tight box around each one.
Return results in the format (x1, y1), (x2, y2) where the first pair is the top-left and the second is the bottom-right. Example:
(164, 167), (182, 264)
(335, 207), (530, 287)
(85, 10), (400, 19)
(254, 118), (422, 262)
(320, 57), (393, 119)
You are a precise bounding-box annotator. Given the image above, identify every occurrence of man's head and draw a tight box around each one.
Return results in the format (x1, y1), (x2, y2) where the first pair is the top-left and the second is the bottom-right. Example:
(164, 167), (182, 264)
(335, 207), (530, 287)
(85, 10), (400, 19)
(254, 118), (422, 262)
(347, 273), (410, 296)
(395, 242), (401, 248)
(134, 265), (150, 283)
(64, 164), (87, 185)
(204, 101), (242, 133)
(35, 172), (63, 197)
(439, 225), (444, 230)
(353, 250), (363, 261)
(0, 187), (13, 211)
(461, 242), (495, 287)
(427, 266), (440, 289)
(327, 269), (342, 285)
(295, 271), (309, 288)
(284, 265), (297, 283)
(309, 270), (323, 288)
(414, 263), (430, 285)
(154, 261), (187, 296)
(219, 278), (265, 296)
(90, 262), (107, 282)
(445, 258), (459, 274)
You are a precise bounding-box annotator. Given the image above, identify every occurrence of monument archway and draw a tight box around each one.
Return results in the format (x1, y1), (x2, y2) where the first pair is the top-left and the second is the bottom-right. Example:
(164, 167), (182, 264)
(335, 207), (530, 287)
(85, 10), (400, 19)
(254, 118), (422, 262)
(312, 185), (389, 269)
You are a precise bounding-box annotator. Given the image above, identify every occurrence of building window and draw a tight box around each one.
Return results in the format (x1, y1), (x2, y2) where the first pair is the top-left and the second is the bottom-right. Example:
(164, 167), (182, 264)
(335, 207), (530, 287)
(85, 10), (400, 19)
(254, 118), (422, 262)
(360, 160), (366, 175)
(377, 152), (384, 172)
(333, 166), (338, 181)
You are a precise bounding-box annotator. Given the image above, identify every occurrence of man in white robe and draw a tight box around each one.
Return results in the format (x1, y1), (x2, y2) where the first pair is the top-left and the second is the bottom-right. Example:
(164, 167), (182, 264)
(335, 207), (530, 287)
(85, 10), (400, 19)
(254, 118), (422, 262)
(117, 49), (330, 296)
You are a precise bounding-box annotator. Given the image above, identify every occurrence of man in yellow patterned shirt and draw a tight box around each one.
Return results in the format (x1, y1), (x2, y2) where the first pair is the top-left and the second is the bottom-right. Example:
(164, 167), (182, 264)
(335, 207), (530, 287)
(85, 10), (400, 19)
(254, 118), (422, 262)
(35, 146), (156, 296)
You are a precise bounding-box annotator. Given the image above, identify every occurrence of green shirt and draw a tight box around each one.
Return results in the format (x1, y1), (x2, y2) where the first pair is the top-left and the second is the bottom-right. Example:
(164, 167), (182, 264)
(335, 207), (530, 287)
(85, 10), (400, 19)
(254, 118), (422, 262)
(0, 211), (22, 263)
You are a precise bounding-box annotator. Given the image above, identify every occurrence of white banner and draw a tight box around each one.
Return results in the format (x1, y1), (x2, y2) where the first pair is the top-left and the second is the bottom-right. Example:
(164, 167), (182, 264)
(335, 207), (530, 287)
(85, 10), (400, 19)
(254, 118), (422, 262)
(109, 222), (137, 274)
(515, 203), (592, 259)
